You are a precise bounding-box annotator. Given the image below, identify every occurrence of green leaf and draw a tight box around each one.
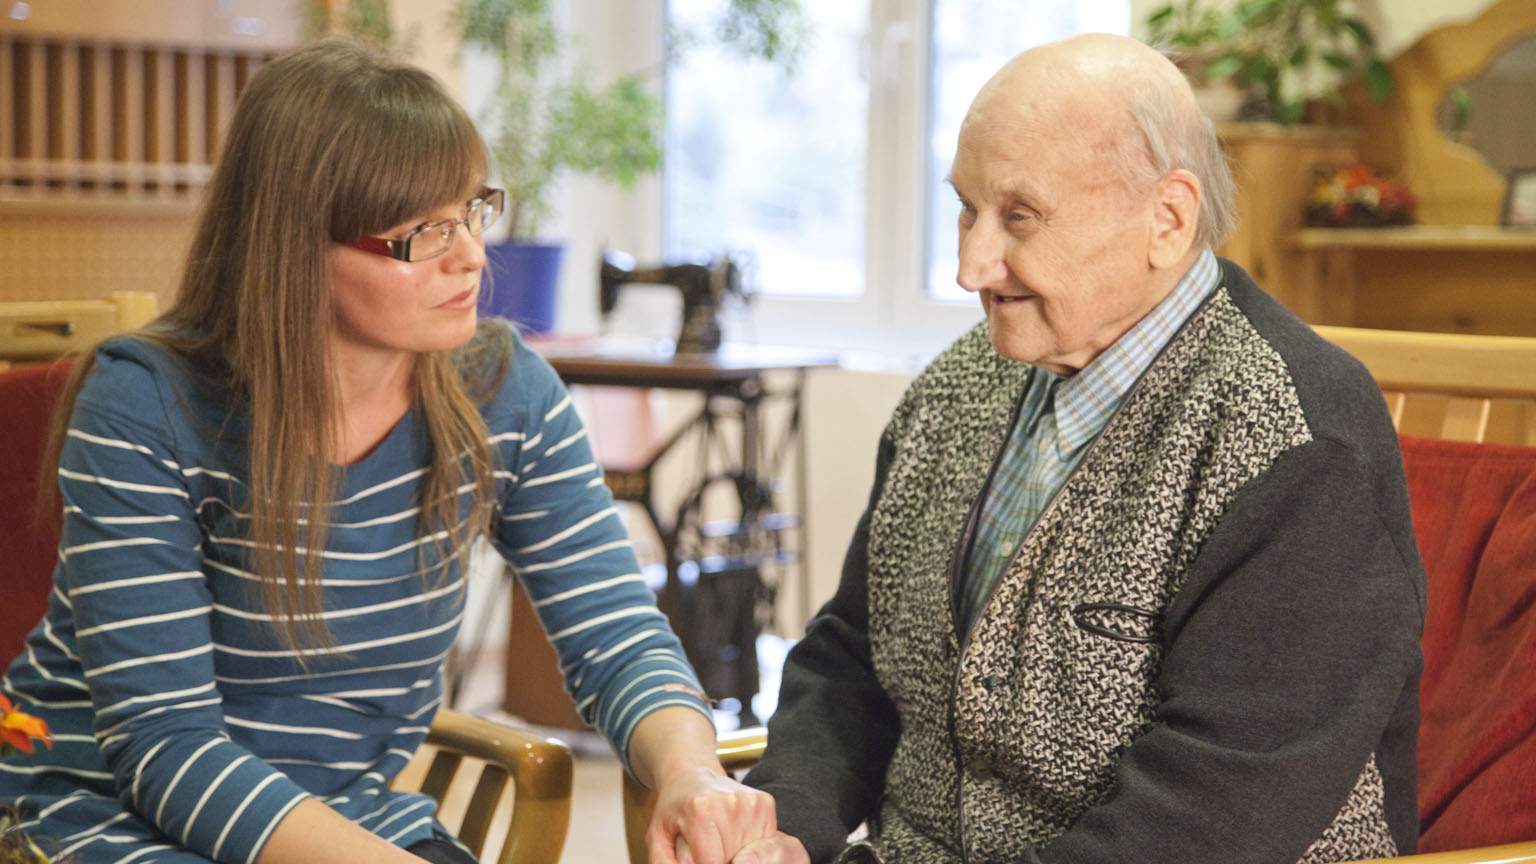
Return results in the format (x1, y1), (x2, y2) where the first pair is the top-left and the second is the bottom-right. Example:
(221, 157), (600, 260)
(1289, 44), (1310, 67)
(1365, 58), (1394, 102)
(717, 0), (807, 67)
(1205, 55), (1243, 83)
(1448, 85), (1472, 132)
(1276, 98), (1305, 125)
(1321, 51), (1355, 71)
(1147, 5), (1176, 29)
(1343, 16), (1376, 48)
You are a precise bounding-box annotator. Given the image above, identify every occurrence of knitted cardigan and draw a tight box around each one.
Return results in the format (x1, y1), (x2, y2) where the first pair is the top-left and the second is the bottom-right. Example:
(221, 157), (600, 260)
(748, 260), (1424, 864)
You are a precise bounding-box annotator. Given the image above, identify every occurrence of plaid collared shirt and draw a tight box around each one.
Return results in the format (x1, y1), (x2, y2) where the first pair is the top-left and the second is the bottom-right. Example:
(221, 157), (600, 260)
(958, 249), (1221, 632)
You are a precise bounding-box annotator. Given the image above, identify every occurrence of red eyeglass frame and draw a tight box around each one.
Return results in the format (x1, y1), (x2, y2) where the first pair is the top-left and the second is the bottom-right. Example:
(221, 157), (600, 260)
(345, 187), (505, 262)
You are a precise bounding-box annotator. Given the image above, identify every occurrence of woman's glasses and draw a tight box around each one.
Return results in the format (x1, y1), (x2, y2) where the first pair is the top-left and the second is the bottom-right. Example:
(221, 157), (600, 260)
(347, 188), (506, 262)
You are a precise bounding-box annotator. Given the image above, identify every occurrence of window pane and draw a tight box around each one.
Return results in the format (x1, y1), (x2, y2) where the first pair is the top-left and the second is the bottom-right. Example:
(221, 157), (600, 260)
(926, 1), (1131, 301)
(665, 0), (869, 298)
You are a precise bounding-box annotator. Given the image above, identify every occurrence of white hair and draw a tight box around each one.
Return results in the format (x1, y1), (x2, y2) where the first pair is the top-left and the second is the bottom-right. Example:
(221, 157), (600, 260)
(1119, 76), (1238, 250)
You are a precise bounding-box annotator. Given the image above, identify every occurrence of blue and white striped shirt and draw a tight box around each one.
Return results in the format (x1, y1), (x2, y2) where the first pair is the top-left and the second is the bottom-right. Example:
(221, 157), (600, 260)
(960, 250), (1221, 631)
(0, 327), (710, 863)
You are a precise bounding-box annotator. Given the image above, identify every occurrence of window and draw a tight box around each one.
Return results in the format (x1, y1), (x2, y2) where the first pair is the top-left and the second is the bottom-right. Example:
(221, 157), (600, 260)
(664, 0), (870, 299)
(591, 1), (1132, 355)
(925, 1), (1131, 301)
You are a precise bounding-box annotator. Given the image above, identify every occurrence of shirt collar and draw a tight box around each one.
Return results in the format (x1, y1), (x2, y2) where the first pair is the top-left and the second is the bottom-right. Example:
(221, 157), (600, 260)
(1052, 249), (1220, 454)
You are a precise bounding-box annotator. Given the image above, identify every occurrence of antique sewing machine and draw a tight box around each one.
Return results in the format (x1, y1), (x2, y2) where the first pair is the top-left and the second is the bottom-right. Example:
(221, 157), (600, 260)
(598, 249), (751, 353)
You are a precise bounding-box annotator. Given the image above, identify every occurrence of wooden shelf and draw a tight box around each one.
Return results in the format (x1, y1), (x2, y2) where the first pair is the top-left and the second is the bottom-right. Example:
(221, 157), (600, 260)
(1292, 225), (1536, 252)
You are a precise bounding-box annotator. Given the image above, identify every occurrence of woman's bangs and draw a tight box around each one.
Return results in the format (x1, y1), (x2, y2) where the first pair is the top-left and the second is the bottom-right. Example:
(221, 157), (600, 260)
(331, 75), (488, 242)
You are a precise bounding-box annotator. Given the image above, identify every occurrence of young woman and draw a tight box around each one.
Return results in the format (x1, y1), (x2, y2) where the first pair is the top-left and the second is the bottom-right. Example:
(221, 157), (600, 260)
(0, 39), (773, 864)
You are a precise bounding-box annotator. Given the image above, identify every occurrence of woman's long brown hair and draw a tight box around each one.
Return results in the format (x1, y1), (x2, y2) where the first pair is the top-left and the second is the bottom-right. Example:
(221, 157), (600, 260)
(40, 38), (509, 655)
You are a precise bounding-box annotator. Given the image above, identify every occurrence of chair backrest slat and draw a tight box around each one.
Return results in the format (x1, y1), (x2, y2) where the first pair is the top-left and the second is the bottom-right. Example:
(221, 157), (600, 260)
(419, 750), (463, 807)
(1438, 397), (1492, 442)
(456, 764), (509, 856)
(1316, 325), (1536, 445)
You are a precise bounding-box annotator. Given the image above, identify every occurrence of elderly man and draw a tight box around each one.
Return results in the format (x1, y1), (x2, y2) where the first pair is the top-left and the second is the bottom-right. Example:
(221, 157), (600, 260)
(732, 34), (1423, 864)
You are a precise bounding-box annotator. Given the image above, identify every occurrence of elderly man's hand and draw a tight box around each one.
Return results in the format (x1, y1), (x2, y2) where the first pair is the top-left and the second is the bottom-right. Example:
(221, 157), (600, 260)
(727, 832), (810, 864)
(647, 766), (777, 864)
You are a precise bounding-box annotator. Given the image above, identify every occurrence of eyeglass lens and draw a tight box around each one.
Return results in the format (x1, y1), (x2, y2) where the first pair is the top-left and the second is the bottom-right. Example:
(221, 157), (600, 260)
(408, 189), (505, 262)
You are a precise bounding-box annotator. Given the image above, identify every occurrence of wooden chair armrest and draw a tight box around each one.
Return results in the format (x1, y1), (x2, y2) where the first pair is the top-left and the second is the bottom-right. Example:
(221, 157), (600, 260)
(622, 727), (769, 864)
(425, 709), (573, 864)
(1353, 842), (1536, 864)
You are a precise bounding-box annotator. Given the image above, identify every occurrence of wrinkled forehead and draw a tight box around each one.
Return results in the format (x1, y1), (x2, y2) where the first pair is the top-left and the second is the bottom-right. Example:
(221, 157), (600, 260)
(951, 89), (1121, 196)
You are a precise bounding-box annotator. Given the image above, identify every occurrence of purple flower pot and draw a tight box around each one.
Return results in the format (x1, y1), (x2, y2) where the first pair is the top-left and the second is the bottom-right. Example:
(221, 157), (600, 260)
(480, 241), (564, 335)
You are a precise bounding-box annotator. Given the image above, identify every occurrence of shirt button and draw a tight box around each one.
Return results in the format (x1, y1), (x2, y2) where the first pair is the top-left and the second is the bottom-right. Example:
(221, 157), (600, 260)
(970, 753), (994, 780)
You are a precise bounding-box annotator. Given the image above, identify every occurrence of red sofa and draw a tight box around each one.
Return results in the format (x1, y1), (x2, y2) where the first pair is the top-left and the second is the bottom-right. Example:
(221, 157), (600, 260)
(1404, 435), (1536, 850)
(0, 362), (72, 663)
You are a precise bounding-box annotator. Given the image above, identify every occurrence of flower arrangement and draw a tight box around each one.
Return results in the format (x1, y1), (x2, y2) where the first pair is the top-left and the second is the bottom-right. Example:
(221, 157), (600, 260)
(1305, 164), (1417, 228)
(1, 694), (53, 864)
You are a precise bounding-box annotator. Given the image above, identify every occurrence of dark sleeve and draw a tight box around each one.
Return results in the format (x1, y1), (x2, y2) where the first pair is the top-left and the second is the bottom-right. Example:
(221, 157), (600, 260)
(1035, 436), (1424, 863)
(745, 433), (901, 864)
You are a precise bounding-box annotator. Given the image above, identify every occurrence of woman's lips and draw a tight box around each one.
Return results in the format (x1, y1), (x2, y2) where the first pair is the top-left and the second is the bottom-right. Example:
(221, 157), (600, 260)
(435, 287), (477, 309)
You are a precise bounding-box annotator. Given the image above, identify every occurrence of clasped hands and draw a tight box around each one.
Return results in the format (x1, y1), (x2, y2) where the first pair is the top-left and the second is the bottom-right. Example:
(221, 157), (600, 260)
(646, 766), (809, 864)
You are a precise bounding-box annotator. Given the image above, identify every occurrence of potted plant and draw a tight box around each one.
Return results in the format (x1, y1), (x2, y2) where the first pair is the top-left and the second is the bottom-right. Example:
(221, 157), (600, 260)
(311, 0), (803, 333)
(1146, 0), (1393, 125)
(465, 0), (804, 332)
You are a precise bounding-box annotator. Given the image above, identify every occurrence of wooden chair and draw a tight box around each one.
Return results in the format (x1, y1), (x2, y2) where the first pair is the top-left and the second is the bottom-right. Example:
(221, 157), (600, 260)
(398, 710), (573, 864)
(621, 727), (767, 864)
(0, 291), (159, 368)
(1316, 325), (1536, 444)
(1322, 324), (1536, 864)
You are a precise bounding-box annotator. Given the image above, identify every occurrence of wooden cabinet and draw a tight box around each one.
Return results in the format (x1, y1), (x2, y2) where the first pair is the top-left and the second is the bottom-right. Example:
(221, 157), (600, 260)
(1215, 0), (1536, 338)
(0, 5), (300, 304)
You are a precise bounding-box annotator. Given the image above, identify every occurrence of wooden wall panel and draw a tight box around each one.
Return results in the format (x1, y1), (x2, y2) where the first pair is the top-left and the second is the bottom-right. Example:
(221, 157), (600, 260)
(25, 39), (45, 164)
(0, 201), (195, 303)
(0, 39), (13, 162)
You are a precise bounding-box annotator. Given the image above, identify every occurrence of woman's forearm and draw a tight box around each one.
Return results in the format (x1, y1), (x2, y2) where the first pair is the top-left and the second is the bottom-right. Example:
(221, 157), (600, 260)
(627, 704), (726, 789)
(255, 798), (426, 864)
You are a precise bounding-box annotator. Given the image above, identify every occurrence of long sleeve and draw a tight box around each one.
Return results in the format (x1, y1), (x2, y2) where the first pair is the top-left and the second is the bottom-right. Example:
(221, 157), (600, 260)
(490, 345), (711, 771)
(61, 361), (309, 864)
(744, 431), (901, 864)
(1032, 436), (1423, 863)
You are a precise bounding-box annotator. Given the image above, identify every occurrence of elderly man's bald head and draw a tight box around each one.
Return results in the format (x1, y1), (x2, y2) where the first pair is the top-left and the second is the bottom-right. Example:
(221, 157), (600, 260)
(947, 33), (1237, 373)
(970, 34), (1194, 123)
(963, 34), (1235, 249)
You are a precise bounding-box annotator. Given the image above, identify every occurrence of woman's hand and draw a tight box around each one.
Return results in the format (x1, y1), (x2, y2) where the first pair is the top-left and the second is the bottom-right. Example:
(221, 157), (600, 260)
(647, 766), (778, 864)
(628, 706), (777, 864)
(727, 831), (811, 864)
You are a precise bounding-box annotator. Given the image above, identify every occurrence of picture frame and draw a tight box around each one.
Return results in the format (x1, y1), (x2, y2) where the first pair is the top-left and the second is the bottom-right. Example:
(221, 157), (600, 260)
(1502, 168), (1536, 228)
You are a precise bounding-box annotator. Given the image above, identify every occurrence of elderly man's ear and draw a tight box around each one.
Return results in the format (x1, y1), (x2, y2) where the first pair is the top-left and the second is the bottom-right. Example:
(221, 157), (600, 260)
(1147, 168), (1202, 269)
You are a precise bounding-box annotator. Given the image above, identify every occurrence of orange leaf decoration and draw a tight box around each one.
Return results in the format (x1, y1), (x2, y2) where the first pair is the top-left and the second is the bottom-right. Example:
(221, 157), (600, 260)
(0, 695), (52, 756)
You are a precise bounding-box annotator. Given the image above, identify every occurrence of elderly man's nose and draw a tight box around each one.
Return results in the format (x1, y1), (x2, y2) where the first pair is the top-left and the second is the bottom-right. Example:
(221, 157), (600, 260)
(956, 225), (1006, 293)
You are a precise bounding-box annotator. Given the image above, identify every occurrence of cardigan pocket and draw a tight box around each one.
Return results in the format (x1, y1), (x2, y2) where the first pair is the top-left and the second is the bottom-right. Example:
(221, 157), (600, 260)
(1069, 602), (1161, 643)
